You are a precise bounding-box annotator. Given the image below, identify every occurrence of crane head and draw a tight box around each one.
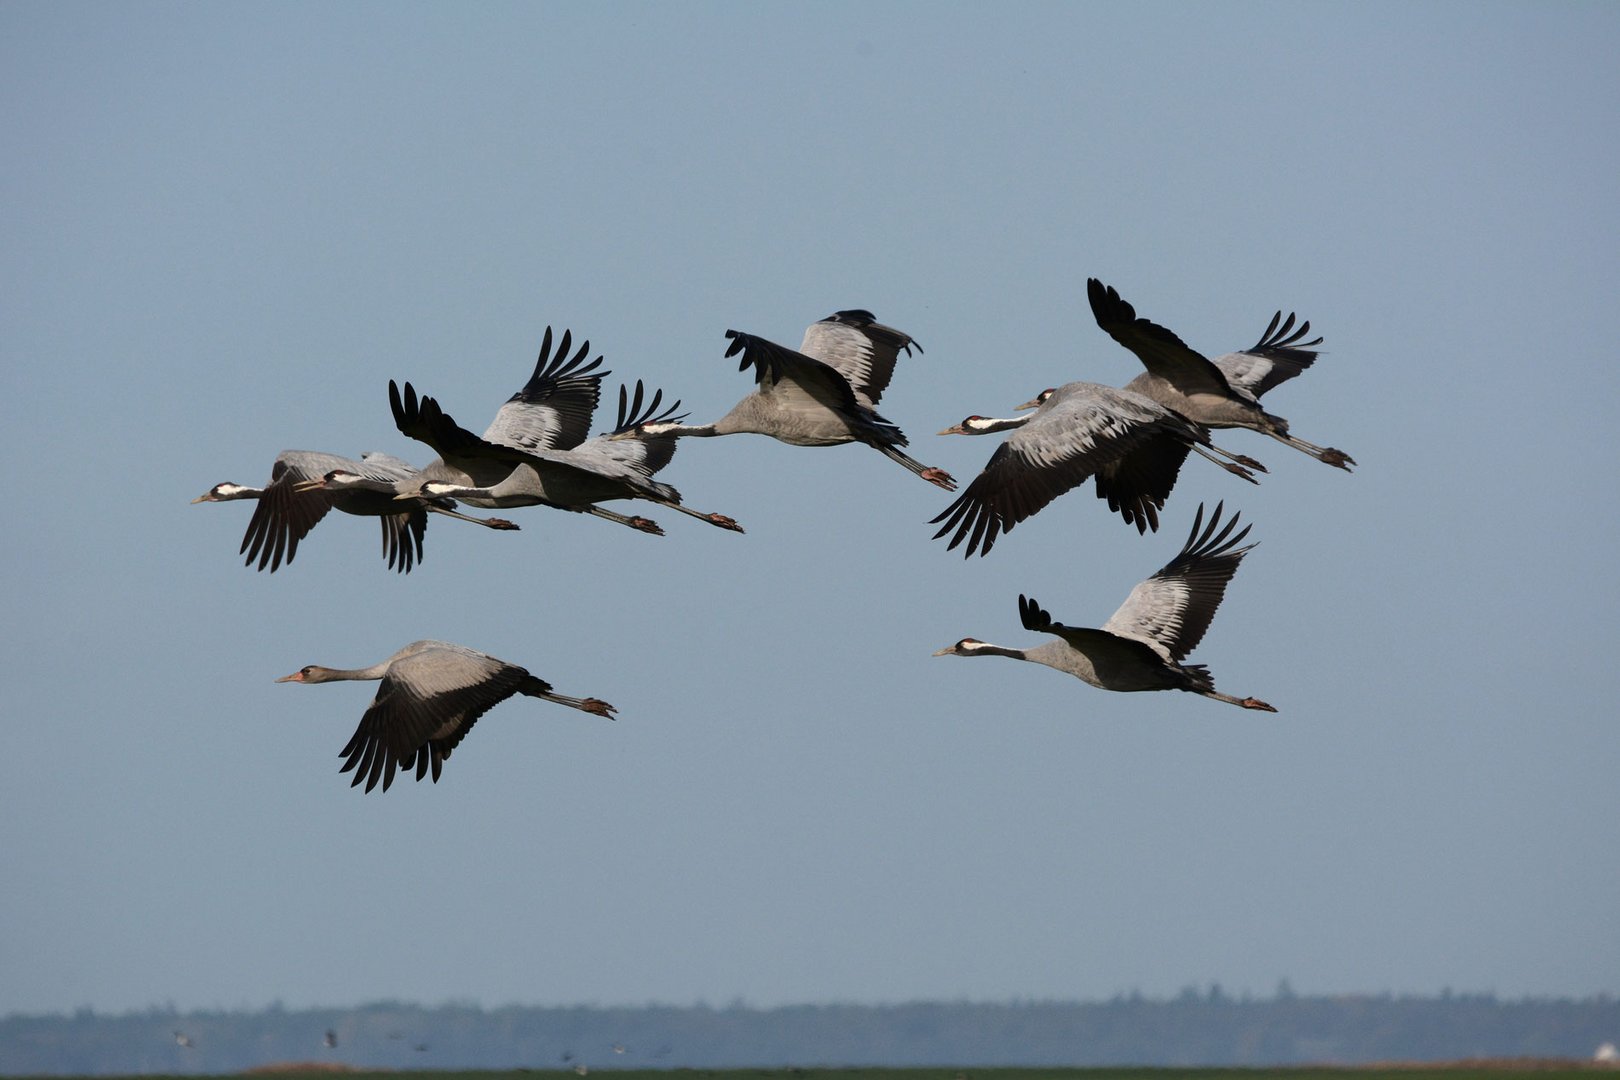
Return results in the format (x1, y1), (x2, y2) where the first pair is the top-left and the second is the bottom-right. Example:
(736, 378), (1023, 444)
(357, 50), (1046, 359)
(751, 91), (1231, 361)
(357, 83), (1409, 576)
(192, 482), (253, 503)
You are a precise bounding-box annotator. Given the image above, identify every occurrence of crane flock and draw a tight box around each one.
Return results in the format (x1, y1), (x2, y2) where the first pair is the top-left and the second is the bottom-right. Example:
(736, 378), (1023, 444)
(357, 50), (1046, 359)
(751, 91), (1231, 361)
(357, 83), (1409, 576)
(195, 281), (1353, 791)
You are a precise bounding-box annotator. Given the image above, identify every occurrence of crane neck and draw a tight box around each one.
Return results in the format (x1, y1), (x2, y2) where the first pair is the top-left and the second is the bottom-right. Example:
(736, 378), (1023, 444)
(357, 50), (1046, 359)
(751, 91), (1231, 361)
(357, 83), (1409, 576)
(968, 415), (1032, 435)
(639, 420), (720, 438)
(278, 663), (391, 684)
(940, 415), (1032, 437)
(934, 640), (1027, 661)
(964, 641), (1027, 660)
(195, 483), (262, 502)
(418, 480), (479, 501)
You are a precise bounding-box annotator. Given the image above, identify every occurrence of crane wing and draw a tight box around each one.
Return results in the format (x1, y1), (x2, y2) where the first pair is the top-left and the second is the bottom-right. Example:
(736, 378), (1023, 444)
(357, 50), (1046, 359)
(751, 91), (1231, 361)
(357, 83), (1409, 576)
(356, 451), (421, 480)
(1101, 502), (1255, 662)
(723, 329), (869, 420)
(599, 380), (687, 478)
(930, 385), (1189, 556)
(394, 380), (645, 493)
(338, 643), (529, 793)
(348, 453), (429, 573)
(1016, 593), (1161, 664)
(1018, 591), (1097, 647)
(1087, 278), (1234, 398)
(1211, 310), (1325, 399)
(1091, 435), (1193, 536)
(238, 451), (355, 572)
(481, 327), (608, 451)
(374, 510), (427, 575)
(797, 310), (920, 409)
(392, 381), (543, 468)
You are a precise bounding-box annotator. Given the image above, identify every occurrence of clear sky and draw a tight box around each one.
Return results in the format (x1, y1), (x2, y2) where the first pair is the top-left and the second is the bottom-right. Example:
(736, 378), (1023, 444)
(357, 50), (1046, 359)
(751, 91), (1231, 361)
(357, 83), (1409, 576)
(3, 2), (1617, 1018)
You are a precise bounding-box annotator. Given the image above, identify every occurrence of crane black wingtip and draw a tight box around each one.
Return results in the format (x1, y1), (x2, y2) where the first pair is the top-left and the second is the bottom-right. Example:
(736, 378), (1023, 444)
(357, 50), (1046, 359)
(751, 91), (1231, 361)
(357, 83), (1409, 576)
(722, 330), (751, 366)
(1017, 593), (1053, 632)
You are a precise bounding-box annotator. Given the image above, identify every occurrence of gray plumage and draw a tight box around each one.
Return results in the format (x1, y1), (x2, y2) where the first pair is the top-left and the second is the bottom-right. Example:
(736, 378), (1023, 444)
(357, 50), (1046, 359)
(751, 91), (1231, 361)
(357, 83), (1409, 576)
(382, 326), (610, 504)
(276, 639), (616, 793)
(931, 382), (1262, 557)
(620, 310), (957, 491)
(933, 502), (1276, 712)
(1087, 277), (1355, 471)
(396, 379), (743, 535)
(479, 326), (606, 452)
(192, 450), (515, 573)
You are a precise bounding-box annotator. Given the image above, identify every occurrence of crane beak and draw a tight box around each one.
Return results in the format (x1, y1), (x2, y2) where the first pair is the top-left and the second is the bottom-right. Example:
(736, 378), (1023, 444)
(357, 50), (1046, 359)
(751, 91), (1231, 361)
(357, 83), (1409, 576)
(1013, 396), (1043, 411)
(937, 423), (968, 436)
(274, 671), (306, 683)
(291, 478), (327, 493)
(190, 494), (214, 504)
(930, 645), (955, 657)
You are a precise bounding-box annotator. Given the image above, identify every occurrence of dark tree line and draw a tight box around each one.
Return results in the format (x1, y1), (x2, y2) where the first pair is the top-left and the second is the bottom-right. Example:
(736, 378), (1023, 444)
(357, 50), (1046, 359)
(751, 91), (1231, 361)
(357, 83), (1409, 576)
(3, 993), (1617, 1074)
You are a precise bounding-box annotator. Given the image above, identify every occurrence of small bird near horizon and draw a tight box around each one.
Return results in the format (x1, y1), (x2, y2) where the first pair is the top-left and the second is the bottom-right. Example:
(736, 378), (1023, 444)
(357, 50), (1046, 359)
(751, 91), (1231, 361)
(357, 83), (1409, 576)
(933, 502), (1276, 712)
(277, 640), (616, 793)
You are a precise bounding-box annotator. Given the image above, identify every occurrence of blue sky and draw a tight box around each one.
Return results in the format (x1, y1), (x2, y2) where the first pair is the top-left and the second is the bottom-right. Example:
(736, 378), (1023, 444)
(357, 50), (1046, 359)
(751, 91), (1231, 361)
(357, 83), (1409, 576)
(3, 2), (1617, 1017)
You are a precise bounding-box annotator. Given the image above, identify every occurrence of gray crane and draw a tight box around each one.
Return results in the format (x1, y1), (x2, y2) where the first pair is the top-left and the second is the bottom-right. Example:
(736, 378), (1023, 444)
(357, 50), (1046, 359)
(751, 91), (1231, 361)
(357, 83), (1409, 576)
(931, 382), (1262, 557)
(1087, 277), (1355, 470)
(391, 378), (743, 535)
(317, 325), (614, 509)
(614, 310), (957, 491)
(933, 502), (1275, 712)
(192, 328), (590, 571)
(276, 639), (616, 793)
(193, 450), (517, 573)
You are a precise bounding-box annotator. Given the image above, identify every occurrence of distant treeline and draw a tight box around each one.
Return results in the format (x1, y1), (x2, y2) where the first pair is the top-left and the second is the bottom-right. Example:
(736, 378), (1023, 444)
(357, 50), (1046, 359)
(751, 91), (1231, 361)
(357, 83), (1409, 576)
(2, 992), (1617, 1074)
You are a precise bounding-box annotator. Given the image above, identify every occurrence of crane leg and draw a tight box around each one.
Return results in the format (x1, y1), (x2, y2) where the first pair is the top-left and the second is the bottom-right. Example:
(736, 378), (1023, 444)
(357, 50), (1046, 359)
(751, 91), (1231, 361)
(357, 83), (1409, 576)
(874, 443), (958, 491)
(1268, 430), (1356, 471)
(1200, 689), (1279, 712)
(660, 501), (745, 533)
(580, 505), (665, 536)
(427, 506), (520, 530)
(1190, 444), (1261, 484)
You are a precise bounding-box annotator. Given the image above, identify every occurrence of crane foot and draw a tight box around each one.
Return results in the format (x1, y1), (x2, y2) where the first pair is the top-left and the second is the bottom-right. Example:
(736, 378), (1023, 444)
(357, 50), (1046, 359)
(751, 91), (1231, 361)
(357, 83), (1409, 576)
(1319, 448), (1356, 471)
(1223, 462), (1259, 484)
(708, 513), (744, 533)
(921, 467), (957, 491)
(1232, 453), (1267, 473)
